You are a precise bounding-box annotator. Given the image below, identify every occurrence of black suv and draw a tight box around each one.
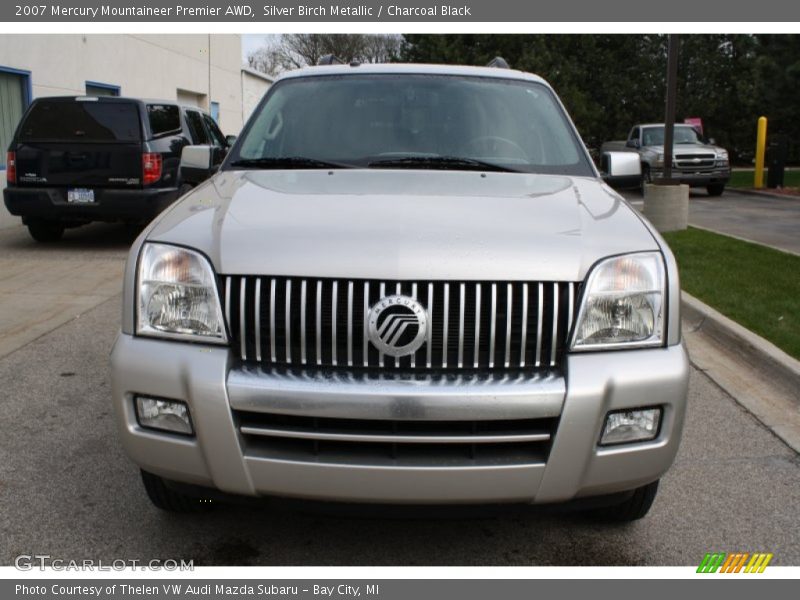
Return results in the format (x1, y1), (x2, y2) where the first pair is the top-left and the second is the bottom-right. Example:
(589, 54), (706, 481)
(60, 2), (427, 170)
(4, 96), (232, 242)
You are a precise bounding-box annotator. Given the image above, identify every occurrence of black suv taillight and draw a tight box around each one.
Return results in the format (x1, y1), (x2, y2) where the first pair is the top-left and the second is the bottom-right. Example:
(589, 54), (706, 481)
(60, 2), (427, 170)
(6, 151), (16, 184)
(142, 152), (162, 185)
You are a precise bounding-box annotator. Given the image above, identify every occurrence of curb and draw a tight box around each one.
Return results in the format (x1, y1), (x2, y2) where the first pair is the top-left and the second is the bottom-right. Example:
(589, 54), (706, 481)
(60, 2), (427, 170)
(681, 292), (800, 402)
(726, 188), (800, 201)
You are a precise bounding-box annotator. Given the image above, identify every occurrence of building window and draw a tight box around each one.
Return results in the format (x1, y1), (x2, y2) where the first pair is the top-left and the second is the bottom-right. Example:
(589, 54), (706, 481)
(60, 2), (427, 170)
(211, 101), (220, 123)
(85, 81), (120, 97)
(0, 66), (31, 169)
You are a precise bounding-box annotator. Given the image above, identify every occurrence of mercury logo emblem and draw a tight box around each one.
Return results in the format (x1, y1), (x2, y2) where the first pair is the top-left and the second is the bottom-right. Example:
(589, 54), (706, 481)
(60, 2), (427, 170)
(367, 295), (428, 357)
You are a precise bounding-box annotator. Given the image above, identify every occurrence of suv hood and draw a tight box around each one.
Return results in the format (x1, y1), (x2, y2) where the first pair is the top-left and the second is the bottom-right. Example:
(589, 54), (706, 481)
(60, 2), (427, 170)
(149, 170), (658, 282)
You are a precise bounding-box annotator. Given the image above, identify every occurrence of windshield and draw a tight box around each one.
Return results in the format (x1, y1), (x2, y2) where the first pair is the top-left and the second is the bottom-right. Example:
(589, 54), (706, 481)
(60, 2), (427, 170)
(641, 125), (703, 146)
(229, 74), (593, 176)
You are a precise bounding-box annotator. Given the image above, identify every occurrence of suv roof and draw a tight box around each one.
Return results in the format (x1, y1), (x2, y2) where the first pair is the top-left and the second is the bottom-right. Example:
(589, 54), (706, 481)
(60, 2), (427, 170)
(274, 62), (550, 87)
(31, 96), (210, 114)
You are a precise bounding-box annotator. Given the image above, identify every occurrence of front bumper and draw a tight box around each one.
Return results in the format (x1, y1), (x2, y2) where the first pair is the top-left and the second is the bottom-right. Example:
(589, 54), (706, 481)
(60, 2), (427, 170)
(110, 334), (689, 504)
(3, 186), (180, 224)
(651, 167), (730, 187)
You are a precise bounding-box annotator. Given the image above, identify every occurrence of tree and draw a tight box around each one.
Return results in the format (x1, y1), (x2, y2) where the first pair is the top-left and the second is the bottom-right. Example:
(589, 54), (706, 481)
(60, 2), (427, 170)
(246, 34), (402, 77)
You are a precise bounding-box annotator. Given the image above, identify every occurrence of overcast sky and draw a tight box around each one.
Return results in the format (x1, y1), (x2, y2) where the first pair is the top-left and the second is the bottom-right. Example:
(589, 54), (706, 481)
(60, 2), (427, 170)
(241, 34), (274, 62)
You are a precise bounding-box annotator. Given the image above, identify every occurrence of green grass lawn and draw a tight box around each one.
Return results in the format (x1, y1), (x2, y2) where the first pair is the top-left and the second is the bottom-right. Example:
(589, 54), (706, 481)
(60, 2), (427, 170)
(729, 169), (800, 188)
(661, 227), (800, 360)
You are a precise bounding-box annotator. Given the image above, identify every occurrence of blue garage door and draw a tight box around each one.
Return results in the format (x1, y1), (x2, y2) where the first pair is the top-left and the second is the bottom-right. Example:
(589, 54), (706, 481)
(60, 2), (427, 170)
(0, 69), (27, 163)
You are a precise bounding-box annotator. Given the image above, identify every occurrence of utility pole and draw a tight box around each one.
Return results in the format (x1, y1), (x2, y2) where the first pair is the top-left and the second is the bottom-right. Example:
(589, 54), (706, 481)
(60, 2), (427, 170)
(662, 34), (679, 183)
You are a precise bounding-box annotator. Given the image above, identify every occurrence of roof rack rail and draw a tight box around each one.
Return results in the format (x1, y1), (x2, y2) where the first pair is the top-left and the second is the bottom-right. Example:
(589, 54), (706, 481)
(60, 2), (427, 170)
(317, 54), (345, 66)
(486, 57), (510, 69)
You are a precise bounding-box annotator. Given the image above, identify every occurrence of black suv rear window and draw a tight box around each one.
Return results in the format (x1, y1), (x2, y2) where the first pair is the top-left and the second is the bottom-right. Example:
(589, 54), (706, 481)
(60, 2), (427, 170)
(147, 104), (181, 137)
(19, 100), (141, 142)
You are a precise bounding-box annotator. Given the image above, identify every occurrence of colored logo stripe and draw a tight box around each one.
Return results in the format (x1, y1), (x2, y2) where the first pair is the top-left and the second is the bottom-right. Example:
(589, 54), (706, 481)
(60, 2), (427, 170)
(697, 552), (773, 573)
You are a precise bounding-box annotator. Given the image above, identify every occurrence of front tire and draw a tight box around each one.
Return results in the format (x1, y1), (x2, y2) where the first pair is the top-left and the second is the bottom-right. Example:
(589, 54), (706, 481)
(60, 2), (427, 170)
(707, 183), (725, 196)
(590, 480), (659, 523)
(27, 220), (65, 242)
(140, 470), (213, 513)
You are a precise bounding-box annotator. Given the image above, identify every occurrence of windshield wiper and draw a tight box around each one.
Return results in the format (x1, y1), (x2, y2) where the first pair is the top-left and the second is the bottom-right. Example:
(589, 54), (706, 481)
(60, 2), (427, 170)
(228, 156), (355, 169)
(367, 155), (519, 173)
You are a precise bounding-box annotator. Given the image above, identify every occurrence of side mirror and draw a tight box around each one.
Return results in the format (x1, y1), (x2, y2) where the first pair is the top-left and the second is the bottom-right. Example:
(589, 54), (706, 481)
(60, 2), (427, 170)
(626, 139), (640, 149)
(181, 145), (212, 170)
(708, 137), (716, 145)
(225, 134), (237, 147)
(601, 151), (642, 189)
(180, 144), (214, 185)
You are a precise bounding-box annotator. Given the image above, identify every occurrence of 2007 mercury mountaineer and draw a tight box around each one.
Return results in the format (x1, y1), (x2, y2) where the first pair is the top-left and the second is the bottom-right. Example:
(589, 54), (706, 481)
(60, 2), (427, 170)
(111, 60), (689, 521)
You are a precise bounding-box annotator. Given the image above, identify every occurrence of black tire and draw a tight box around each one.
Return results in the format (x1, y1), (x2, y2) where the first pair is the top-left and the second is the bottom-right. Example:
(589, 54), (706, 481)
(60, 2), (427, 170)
(177, 183), (193, 198)
(640, 165), (651, 196)
(27, 220), (65, 242)
(590, 480), (659, 523)
(140, 470), (212, 513)
(707, 183), (725, 196)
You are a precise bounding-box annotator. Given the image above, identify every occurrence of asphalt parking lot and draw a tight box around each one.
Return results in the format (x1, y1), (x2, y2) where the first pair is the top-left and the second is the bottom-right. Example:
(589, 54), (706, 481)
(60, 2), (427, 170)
(1, 214), (799, 567)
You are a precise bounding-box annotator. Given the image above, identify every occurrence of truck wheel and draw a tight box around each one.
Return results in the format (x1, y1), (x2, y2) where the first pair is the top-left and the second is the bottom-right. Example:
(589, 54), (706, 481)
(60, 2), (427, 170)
(591, 480), (659, 523)
(640, 166), (651, 196)
(140, 470), (212, 513)
(707, 183), (725, 196)
(27, 220), (65, 242)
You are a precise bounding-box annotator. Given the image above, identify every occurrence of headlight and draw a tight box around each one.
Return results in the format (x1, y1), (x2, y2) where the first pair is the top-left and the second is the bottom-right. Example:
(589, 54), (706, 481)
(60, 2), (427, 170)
(136, 243), (227, 343)
(654, 153), (664, 167)
(571, 252), (665, 350)
(716, 150), (729, 161)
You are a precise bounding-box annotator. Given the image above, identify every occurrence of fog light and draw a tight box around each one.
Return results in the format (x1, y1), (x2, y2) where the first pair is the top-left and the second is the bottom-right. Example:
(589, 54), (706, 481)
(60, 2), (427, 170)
(600, 407), (661, 446)
(135, 396), (193, 435)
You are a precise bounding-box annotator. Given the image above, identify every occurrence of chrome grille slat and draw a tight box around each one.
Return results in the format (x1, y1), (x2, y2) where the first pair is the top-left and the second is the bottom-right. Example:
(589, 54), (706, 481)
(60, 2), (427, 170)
(535, 282), (543, 368)
(378, 282), (385, 367)
(411, 283), (417, 369)
(504, 282), (512, 368)
(284, 279), (292, 363)
(331, 280), (338, 367)
(473, 283), (481, 368)
(224, 276), (231, 336)
(489, 283), (497, 368)
(442, 283), (450, 368)
(254, 278), (262, 362)
(316, 280), (322, 366)
(225, 277), (578, 372)
(520, 283), (528, 367)
(269, 278), (276, 362)
(239, 278), (247, 361)
(362, 282), (369, 368)
(426, 282), (433, 368)
(550, 282), (559, 367)
(347, 281), (354, 367)
(457, 283), (465, 368)
(300, 279), (307, 365)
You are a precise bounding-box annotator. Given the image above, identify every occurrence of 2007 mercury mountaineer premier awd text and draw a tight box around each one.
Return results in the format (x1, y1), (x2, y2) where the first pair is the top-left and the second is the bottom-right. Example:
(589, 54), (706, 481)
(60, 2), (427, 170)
(110, 59), (689, 521)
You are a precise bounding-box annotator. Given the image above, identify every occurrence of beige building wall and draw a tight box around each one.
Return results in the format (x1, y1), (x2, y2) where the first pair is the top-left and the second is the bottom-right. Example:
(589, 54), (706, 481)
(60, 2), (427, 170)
(0, 34), (272, 229)
(241, 67), (273, 127)
(0, 34), (244, 134)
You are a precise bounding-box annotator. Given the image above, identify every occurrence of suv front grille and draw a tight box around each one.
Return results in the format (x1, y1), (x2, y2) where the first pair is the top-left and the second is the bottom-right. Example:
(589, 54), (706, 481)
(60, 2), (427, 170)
(674, 153), (716, 170)
(221, 276), (579, 372)
(234, 410), (558, 467)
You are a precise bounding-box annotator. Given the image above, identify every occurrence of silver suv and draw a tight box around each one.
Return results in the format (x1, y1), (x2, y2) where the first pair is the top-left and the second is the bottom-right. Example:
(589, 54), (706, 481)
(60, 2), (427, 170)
(111, 61), (689, 521)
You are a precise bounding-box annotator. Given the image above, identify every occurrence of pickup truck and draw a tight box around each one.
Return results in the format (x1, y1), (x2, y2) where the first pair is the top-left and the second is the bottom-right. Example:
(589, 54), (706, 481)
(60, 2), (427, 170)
(111, 59), (688, 521)
(602, 123), (730, 196)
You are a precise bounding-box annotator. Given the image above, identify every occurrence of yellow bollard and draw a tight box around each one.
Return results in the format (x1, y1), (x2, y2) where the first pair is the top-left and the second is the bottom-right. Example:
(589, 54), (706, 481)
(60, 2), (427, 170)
(755, 116), (767, 188)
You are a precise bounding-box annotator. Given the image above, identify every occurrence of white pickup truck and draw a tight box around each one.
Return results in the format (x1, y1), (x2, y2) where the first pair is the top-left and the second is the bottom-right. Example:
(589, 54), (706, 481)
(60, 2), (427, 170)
(602, 123), (730, 196)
